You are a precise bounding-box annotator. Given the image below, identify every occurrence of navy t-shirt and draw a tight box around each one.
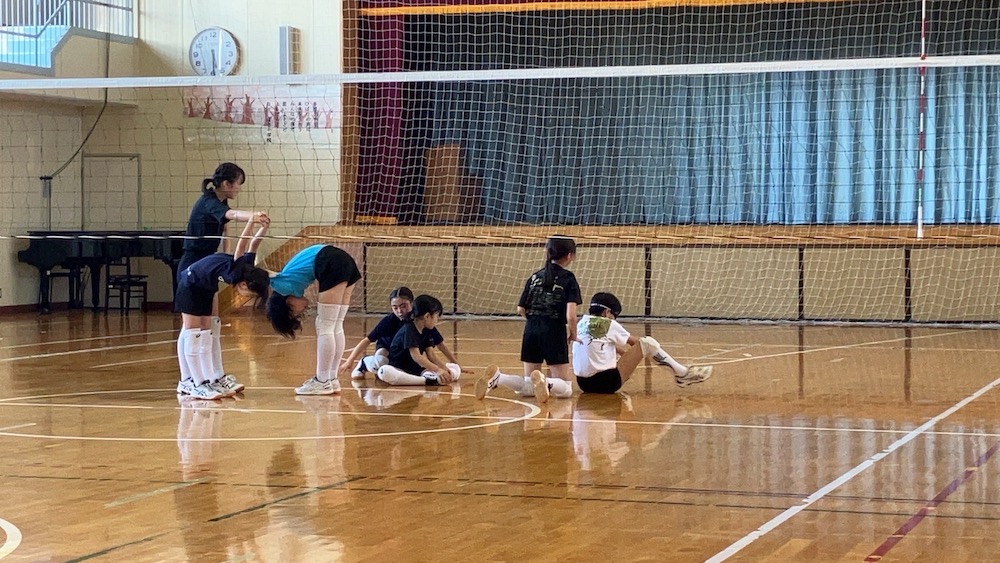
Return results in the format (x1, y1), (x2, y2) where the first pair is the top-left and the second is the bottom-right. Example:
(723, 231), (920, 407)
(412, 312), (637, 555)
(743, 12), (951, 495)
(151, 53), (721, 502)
(517, 263), (582, 321)
(387, 322), (439, 375)
(180, 252), (255, 292)
(182, 192), (231, 257)
(367, 313), (407, 350)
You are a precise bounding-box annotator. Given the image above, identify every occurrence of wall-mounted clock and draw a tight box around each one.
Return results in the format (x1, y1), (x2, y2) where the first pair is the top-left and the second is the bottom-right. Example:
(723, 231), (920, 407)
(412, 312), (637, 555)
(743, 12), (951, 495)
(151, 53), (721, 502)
(189, 27), (240, 76)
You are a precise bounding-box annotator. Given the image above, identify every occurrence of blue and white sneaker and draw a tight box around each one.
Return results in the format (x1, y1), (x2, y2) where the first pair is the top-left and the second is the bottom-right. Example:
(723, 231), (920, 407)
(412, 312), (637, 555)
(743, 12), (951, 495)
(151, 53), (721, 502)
(295, 376), (340, 395)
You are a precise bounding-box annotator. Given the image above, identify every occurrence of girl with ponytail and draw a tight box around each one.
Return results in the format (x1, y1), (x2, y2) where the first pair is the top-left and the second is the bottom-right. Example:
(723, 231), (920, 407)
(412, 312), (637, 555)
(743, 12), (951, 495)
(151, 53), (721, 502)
(475, 235), (581, 404)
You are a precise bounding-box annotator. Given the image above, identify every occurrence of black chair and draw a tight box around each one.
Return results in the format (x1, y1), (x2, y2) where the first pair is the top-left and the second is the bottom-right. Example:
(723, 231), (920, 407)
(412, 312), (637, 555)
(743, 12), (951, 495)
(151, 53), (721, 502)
(104, 256), (148, 314)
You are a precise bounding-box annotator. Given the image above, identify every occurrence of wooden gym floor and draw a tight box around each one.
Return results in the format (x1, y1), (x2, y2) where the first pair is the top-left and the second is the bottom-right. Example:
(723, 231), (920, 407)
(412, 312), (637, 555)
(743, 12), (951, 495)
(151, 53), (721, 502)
(1, 310), (1000, 562)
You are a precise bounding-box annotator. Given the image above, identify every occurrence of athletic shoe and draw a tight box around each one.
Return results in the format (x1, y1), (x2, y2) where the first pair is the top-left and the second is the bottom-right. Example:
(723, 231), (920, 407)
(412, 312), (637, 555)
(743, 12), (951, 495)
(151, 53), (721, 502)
(423, 374), (442, 386)
(350, 359), (367, 380)
(530, 370), (550, 404)
(296, 376), (340, 395)
(475, 365), (501, 400)
(189, 381), (224, 400)
(176, 379), (196, 396)
(676, 365), (713, 388)
(217, 374), (245, 394)
(208, 380), (235, 398)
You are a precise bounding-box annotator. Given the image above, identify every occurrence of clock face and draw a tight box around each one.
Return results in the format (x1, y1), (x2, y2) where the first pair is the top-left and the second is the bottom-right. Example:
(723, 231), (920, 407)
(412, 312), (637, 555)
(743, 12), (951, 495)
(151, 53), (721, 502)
(189, 27), (239, 76)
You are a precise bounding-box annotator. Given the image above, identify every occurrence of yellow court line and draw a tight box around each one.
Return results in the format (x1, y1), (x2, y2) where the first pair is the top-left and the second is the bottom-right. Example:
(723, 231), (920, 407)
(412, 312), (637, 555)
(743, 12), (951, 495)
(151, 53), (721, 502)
(361, 0), (843, 17)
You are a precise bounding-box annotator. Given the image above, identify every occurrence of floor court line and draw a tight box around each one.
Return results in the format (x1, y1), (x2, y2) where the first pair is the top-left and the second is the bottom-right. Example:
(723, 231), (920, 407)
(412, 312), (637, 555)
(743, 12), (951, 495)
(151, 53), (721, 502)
(704, 329), (971, 367)
(104, 479), (208, 508)
(0, 400), (524, 421)
(0, 423), (36, 432)
(0, 340), (175, 363)
(864, 438), (1000, 561)
(705, 371), (1000, 562)
(0, 517), (22, 559)
(0, 329), (177, 351)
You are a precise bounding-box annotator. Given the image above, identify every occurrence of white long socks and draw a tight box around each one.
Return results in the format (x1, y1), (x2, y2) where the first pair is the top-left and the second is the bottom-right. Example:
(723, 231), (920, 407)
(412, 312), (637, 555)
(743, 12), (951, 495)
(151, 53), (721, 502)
(490, 369), (573, 399)
(492, 368), (529, 393)
(177, 328), (199, 383)
(210, 316), (225, 379)
(521, 376), (572, 398)
(197, 329), (216, 384)
(179, 328), (208, 385)
(315, 304), (339, 383)
(314, 304), (349, 383)
(377, 365), (430, 386)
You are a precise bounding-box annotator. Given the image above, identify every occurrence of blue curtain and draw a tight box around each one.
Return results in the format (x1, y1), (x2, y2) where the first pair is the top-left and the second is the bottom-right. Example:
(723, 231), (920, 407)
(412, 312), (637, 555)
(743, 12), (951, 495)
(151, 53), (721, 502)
(417, 67), (1000, 225)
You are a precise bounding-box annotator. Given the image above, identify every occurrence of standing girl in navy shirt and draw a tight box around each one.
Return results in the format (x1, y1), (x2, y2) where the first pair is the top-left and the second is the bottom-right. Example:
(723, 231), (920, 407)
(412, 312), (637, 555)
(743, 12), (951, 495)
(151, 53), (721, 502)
(177, 162), (270, 387)
(175, 216), (270, 400)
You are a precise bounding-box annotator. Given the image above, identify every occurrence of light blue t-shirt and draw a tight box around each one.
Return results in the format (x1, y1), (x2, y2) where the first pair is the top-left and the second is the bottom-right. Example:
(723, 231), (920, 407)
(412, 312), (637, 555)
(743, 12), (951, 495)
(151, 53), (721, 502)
(270, 244), (325, 297)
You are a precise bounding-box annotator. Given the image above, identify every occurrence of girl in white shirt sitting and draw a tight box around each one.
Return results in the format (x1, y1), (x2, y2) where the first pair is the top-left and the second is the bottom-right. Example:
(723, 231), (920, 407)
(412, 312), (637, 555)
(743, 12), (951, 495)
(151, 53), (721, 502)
(572, 292), (712, 394)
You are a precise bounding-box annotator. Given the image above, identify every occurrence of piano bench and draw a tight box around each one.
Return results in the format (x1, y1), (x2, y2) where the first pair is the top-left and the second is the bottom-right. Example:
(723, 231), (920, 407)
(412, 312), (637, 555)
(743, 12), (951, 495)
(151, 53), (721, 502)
(104, 274), (149, 314)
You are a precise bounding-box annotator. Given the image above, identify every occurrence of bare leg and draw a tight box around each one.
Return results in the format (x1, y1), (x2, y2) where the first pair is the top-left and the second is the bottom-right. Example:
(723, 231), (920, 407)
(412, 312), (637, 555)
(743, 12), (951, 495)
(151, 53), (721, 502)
(616, 342), (646, 385)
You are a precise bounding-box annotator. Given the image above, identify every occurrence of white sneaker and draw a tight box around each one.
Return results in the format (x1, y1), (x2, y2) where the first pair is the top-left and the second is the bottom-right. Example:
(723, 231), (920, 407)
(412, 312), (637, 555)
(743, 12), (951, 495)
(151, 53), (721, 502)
(475, 365), (501, 400)
(530, 370), (550, 404)
(208, 380), (235, 398)
(350, 359), (366, 380)
(676, 365), (713, 388)
(189, 381), (223, 400)
(176, 379), (196, 396)
(217, 374), (245, 394)
(295, 376), (340, 395)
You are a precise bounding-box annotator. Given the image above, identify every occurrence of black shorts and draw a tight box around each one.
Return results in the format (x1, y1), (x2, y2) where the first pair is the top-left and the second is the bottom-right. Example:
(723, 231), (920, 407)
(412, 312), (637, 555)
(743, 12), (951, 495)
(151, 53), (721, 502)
(173, 280), (217, 317)
(520, 316), (568, 365)
(315, 246), (362, 292)
(576, 368), (624, 394)
(174, 251), (211, 312)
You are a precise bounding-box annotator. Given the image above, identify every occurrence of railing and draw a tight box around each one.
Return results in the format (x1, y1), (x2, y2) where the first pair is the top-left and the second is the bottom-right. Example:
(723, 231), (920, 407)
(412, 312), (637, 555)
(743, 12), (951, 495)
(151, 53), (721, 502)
(0, 0), (134, 68)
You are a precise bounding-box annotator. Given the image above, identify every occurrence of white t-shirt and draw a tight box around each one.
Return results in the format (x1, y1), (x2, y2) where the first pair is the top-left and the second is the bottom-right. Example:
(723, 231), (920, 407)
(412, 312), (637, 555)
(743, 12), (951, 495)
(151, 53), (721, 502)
(572, 314), (631, 377)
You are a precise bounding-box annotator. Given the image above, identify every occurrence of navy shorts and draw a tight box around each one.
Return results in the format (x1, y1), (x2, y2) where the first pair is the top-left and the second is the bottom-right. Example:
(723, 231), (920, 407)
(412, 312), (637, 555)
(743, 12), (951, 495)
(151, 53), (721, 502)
(577, 368), (624, 394)
(315, 246), (362, 292)
(520, 316), (569, 365)
(173, 279), (217, 317)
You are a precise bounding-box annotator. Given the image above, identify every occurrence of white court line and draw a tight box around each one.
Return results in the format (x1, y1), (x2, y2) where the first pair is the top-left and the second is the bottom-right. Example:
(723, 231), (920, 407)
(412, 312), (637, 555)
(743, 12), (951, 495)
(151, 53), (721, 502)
(701, 329), (969, 366)
(104, 479), (207, 508)
(0, 423), (36, 432)
(571, 418), (1000, 440)
(0, 329), (177, 351)
(705, 371), (1000, 562)
(0, 388), (541, 442)
(0, 401), (520, 421)
(0, 517), (22, 559)
(90, 347), (239, 369)
(0, 340), (175, 363)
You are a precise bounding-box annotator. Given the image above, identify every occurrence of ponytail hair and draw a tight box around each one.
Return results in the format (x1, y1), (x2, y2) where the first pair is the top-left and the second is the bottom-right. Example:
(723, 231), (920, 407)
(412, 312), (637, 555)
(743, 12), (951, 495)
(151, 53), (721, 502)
(201, 162), (246, 194)
(235, 262), (271, 308)
(542, 235), (576, 289)
(412, 294), (443, 318)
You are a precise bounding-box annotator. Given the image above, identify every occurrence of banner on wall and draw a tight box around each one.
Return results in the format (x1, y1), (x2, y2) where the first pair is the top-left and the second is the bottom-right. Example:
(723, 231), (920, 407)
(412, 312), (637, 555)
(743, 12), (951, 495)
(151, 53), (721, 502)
(181, 84), (342, 147)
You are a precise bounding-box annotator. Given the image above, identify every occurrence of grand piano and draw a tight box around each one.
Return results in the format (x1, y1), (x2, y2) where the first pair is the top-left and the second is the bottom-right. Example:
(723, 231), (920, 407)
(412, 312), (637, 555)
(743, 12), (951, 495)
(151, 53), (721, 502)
(17, 230), (185, 312)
